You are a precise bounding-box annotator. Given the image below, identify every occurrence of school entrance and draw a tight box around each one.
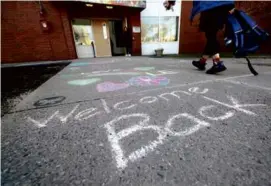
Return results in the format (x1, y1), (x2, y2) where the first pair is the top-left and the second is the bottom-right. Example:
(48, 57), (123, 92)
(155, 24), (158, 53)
(72, 18), (126, 58)
(66, 1), (145, 59)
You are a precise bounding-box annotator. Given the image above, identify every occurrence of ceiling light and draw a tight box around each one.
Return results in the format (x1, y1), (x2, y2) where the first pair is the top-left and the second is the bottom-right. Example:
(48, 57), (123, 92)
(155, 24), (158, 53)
(86, 4), (93, 7)
(106, 6), (113, 9)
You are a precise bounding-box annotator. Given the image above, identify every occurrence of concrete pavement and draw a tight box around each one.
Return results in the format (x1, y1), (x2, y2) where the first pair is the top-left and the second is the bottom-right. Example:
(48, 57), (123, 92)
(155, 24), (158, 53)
(2, 57), (271, 185)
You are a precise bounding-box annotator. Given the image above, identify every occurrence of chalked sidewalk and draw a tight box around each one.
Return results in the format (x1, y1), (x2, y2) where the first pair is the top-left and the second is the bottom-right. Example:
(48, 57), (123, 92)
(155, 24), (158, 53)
(2, 57), (271, 186)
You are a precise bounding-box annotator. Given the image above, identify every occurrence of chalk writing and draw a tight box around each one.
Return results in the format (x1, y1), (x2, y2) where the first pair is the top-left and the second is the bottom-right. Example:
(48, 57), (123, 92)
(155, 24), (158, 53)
(188, 87), (209, 94)
(203, 95), (266, 116)
(158, 90), (191, 101)
(101, 99), (111, 114)
(139, 96), (158, 104)
(74, 107), (101, 121)
(199, 105), (235, 121)
(113, 100), (137, 111)
(28, 104), (79, 128)
(134, 67), (155, 71)
(165, 113), (210, 137)
(145, 70), (179, 76)
(104, 113), (210, 169)
(27, 86), (268, 170)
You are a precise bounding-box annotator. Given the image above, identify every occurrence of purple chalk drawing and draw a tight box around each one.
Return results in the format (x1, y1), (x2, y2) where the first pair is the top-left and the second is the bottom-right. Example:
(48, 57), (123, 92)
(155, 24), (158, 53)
(128, 76), (170, 87)
(97, 82), (130, 92)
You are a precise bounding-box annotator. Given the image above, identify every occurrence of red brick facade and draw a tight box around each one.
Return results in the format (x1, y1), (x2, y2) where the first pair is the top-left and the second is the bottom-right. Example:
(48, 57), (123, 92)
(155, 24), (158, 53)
(1, 1), (76, 63)
(179, 1), (271, 55)
(1, 1), (142, 63)
(1, 1), (270, 63)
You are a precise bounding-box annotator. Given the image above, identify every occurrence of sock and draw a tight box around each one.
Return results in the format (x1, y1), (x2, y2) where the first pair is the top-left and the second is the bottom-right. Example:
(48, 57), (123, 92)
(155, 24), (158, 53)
(213, 57), (221, 65)
(199, 57), (207, 64)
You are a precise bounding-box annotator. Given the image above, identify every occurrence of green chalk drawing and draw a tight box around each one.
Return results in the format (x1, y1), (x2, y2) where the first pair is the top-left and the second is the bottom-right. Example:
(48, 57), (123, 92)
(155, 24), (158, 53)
(68, 78), (101, 86)
(70, 62), (90, 67)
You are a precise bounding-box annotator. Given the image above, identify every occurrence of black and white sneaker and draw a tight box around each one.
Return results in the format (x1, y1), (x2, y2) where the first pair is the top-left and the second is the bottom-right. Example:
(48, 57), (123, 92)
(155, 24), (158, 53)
(192, 60), (206, 70)
(206, 62), (227, 74)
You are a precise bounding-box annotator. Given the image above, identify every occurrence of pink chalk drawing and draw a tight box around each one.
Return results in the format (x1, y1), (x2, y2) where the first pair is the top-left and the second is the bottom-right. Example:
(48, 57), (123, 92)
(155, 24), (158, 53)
(128, 76), (170, 86)
(97, 82), (130, 92)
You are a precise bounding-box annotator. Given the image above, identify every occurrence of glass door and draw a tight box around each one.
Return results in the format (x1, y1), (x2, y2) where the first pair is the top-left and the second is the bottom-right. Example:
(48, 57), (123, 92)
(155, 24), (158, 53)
(72, 19), (95, 58)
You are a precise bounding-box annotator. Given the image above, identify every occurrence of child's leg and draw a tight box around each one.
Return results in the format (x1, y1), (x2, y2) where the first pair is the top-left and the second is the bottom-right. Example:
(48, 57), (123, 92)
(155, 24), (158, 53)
(192, 30), (219, 70)
(204, 30), (220, 57)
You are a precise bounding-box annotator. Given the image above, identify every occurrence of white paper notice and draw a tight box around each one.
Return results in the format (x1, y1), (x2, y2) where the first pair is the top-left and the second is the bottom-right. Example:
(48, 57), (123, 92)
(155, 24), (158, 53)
(133, 26), (141, 33)
(103, 24), (108, 39)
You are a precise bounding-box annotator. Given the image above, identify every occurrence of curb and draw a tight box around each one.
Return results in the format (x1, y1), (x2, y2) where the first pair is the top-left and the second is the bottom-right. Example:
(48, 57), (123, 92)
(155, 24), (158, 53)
(1, 60), (72, 68)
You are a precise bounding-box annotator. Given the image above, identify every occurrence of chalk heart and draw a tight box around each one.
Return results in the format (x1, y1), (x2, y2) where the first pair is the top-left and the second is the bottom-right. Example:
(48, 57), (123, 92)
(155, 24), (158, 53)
(97, 82), (130, 92)
(68, 78), (101, 86)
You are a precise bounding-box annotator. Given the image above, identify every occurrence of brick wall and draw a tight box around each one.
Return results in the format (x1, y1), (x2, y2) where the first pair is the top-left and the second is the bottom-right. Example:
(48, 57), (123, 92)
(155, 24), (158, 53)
(65, 1), (143, 56)
(179, 1), (271, 55)
(1, 1), (76, 63)
(1, 1), (142, 63)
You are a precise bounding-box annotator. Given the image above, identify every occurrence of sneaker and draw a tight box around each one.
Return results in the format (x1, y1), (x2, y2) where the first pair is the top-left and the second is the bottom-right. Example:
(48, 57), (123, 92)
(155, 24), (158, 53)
(192, 60), (206, 70)
(206, 62), (227, 74)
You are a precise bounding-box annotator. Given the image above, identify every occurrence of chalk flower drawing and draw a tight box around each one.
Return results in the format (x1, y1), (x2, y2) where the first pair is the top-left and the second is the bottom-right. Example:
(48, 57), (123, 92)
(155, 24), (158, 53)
(97, 82), (130, 92)
(128, 76), (170, 86)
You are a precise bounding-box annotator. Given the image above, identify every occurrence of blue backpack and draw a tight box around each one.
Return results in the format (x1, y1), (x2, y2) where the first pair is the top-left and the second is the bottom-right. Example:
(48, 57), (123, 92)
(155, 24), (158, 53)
(224, 9), (269, 75)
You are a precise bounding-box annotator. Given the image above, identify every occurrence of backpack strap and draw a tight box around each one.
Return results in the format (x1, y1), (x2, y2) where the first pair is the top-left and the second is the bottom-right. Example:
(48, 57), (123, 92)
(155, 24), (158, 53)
(237, 10), (269, 40)
(225, 11), (259, 76)
(226, 14), (244, 52)
(245, 57), (258, 76)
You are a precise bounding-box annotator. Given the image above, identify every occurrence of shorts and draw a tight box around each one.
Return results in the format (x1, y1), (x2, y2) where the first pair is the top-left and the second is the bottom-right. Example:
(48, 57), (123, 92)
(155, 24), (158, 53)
(199, 4), (235, 32)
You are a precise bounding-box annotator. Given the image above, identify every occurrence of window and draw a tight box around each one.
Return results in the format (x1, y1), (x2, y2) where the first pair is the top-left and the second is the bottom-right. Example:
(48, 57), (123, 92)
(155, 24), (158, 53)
(141, 17), (159, 43)
(141, 16), (179, 43)
(159, 16), (178, 42)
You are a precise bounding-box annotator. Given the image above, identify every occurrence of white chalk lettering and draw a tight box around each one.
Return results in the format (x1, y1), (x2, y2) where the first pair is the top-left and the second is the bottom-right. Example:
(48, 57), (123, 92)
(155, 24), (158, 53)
(55, 104), (79, 123)
(203, 96), (266, 116)
(105, 112), (212, 170)
(199, 105), (235, 121)
(74, 108), (101, 121)
(188, 87), (209, 94)
(113, 100), (137, 110)
(165, 113), (210, 136)
(28, 111), (59, 128)
(101, 99), (111, 114)
(104, 114), (165, 169)
(28, 104), (79, 127)
(145, 70), (179, 76)
(139, 96), (158, 104)
(159, 90), (191, 101)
